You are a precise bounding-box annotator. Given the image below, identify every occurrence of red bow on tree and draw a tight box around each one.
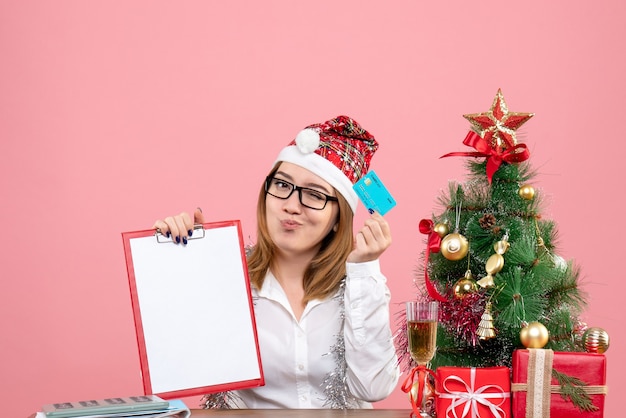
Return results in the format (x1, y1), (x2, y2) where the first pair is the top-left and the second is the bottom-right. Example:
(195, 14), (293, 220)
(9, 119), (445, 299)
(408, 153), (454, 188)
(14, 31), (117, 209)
(441, 131), (530, 183)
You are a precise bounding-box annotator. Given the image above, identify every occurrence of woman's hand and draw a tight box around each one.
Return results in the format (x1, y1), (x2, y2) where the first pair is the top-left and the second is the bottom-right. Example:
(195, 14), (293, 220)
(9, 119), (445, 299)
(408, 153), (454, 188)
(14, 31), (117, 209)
(347, 212), (392, 263)
(152, 207), (205, 244)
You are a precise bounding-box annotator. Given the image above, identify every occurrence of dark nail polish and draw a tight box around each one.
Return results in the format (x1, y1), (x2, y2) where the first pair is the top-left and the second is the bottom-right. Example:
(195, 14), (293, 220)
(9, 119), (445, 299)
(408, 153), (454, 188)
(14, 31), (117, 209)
(166, 231), (171, 238)
(182, 236), (188, 245)
(188, 230), (193, 237)
(175, 236), (180, 244)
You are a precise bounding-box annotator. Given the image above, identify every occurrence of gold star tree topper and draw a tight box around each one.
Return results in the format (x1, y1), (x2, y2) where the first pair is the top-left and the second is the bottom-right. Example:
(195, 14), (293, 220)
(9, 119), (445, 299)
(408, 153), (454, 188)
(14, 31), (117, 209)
(463, 89), (534, 152)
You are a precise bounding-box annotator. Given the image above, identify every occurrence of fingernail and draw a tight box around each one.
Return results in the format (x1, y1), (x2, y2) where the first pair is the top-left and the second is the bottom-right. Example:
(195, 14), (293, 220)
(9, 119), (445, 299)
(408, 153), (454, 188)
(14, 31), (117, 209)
(175, 235), (180, 244)
(188, 229), (193, 236)
(166, 231), (171, 238)
(182, 236), (188, 245)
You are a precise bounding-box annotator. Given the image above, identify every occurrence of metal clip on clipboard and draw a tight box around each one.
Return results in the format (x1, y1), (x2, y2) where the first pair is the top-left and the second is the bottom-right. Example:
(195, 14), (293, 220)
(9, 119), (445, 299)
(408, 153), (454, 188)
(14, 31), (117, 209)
(155, 224), (206, 243)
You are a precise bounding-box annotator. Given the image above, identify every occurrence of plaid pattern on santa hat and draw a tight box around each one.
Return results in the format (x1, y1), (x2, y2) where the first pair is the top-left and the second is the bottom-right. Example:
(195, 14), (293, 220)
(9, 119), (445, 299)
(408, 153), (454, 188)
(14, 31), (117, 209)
(274, 115), (379, 213)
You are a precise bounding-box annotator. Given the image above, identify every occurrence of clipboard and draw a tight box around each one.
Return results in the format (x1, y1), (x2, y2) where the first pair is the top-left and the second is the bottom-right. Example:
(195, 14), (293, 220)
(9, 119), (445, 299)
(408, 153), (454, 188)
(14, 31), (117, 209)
(122, 220), (264, 399)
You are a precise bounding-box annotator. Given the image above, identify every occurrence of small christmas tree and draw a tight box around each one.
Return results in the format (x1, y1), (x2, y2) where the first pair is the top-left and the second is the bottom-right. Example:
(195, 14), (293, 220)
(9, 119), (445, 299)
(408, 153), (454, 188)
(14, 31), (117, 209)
(396, 89), (590, 372)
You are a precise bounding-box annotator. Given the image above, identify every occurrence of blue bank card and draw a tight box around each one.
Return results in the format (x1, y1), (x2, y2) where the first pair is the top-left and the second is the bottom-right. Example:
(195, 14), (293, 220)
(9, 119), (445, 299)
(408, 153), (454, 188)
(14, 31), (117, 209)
(352, 170), (397, 215)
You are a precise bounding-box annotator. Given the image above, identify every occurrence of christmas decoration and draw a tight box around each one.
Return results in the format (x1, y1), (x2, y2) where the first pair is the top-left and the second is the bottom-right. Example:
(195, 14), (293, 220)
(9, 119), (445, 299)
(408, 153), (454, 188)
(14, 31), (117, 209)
(518, 184), (535, 200)
(395, 90), (599, 376)
(512, 349), (607, 417)
(453, 270), (478, 298)
(477, 235), (510, 288)
(463, 88), (534, 151)
(418, 219), (449, 302)
(582, 327), (610, 354)
(520, 321), (550, 349)
(572, 320), (588, 346)
(441, 232), (469, 261)
(321, 280), (361, 409)
(441, 89), (533, 183)
(433, 222), (449, 238)
(201, 392), (240, 409)
(476, 302), (496, 340)
(440, 201), (469, 261)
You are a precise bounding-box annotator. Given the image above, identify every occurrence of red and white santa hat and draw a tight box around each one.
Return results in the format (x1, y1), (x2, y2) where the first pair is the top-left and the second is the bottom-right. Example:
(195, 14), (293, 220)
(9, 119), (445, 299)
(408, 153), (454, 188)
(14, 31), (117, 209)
(274, 115), (379, 213)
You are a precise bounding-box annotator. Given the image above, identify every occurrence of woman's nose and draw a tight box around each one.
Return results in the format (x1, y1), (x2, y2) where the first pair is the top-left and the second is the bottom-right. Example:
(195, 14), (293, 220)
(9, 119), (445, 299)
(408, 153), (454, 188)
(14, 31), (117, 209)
(283, 190), (303, 212)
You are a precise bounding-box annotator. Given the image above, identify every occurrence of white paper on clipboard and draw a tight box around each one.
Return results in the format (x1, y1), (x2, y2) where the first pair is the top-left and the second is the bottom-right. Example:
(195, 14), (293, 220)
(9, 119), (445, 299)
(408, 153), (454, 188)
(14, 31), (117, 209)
(122, 221), (264, 399)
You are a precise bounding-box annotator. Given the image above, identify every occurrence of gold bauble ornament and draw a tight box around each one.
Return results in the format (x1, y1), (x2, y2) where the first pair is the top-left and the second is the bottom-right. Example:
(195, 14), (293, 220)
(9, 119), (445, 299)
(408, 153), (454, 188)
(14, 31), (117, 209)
(433, 222), (449, 238)
(582, 327), (610, 354)
(453, 272), (478, 299)
(518, 184), (535, 200)
(520, 321), (550, 348)
(440, 232), (469, 261)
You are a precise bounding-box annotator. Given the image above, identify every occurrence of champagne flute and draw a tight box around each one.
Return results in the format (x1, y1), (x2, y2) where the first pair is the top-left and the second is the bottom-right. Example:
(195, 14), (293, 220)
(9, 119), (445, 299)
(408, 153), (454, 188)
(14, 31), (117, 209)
(406, 301), (438, 417)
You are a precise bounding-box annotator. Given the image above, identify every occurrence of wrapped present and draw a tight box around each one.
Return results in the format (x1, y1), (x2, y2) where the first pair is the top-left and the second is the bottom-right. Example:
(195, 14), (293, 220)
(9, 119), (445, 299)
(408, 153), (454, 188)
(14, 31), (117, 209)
(436, 366), (511, 418)
(511, 349), (607, 418)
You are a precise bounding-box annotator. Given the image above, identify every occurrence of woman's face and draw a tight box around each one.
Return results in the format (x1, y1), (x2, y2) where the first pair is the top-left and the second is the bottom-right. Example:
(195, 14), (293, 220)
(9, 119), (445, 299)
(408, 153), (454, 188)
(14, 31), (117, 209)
(265, 162), (340, 259)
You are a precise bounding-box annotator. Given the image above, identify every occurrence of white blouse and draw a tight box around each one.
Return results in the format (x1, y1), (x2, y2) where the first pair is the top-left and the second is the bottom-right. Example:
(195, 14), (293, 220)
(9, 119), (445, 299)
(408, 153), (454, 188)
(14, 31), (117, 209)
(233, 260), (400, 408)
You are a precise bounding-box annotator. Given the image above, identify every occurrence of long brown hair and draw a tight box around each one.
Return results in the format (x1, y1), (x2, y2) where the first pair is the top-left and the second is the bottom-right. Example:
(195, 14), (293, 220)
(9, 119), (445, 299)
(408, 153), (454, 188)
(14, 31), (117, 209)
(246, 164), (354, 303)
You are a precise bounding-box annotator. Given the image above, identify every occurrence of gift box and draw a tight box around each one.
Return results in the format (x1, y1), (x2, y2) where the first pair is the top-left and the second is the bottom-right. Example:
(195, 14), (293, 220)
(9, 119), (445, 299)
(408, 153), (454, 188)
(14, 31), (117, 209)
(511, 349), (607, 418)
(436, 366), (511, 418)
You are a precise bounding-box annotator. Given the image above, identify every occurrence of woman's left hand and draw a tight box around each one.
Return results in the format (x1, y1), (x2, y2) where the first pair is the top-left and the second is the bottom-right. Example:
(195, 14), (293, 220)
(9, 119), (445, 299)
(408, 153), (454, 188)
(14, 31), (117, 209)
(347, 212), (392, 263)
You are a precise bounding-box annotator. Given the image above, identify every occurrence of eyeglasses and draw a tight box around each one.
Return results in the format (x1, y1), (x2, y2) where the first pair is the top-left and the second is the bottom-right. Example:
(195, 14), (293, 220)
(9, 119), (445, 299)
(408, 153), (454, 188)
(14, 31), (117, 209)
(265, 176), (338, 210)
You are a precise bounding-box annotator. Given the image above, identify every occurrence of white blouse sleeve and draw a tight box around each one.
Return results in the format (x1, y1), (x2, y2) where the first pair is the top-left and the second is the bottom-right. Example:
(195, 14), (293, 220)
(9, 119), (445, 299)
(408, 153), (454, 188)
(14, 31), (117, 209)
(343, 260), (400, 402)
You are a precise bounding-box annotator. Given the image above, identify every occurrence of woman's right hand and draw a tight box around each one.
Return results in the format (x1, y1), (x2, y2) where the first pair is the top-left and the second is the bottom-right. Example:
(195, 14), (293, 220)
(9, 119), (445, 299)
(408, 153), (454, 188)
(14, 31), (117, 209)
(152, 207), (205, 244)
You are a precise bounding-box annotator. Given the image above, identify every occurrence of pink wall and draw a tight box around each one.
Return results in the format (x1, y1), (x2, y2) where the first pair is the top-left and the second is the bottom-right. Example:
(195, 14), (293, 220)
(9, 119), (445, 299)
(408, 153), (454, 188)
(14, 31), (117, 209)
(1, 1), (623, 417)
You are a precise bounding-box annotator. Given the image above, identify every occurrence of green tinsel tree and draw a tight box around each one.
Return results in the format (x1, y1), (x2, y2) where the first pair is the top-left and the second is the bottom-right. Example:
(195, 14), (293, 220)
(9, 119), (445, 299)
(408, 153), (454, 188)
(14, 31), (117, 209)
(396, 90), (588, 373)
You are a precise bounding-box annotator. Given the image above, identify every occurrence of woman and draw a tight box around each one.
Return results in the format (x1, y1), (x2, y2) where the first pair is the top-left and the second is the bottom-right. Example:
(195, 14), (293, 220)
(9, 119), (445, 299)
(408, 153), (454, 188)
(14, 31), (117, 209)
(153, 116), (399, 408)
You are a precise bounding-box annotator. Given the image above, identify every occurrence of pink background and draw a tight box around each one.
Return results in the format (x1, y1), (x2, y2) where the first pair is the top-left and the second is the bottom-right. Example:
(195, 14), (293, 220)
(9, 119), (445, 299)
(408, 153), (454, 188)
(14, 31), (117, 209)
(1, 1), (623, 417)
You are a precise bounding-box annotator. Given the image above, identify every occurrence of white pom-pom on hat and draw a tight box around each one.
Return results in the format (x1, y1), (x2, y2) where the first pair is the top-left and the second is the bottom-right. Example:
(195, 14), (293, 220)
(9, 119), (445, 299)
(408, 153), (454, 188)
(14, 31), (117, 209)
(295, 128), (320, 154)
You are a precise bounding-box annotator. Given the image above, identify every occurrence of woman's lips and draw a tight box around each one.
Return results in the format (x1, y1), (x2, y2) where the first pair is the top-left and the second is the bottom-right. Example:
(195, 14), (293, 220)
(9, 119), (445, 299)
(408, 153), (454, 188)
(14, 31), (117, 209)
(280, 219), (301, 230)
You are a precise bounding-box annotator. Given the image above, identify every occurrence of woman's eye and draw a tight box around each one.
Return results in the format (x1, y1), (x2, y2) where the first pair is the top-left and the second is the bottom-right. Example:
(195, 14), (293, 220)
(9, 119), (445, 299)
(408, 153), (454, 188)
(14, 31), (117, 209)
(305, 190), (326, 201)
(274, 180), (291, 190)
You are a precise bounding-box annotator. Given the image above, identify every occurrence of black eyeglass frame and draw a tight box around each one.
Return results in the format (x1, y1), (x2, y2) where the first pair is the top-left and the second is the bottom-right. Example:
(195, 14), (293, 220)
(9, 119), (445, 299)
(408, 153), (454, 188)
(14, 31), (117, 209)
(264, 176), (338, 210)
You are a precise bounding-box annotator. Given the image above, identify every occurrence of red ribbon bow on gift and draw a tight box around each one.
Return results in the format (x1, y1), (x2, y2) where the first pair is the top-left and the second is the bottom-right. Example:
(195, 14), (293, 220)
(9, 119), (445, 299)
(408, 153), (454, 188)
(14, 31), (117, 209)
(438, 368), (510, 418)
(441, 131), (531, 183)
(401, 365), (437, 418)
(419, 219), (448, 303)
